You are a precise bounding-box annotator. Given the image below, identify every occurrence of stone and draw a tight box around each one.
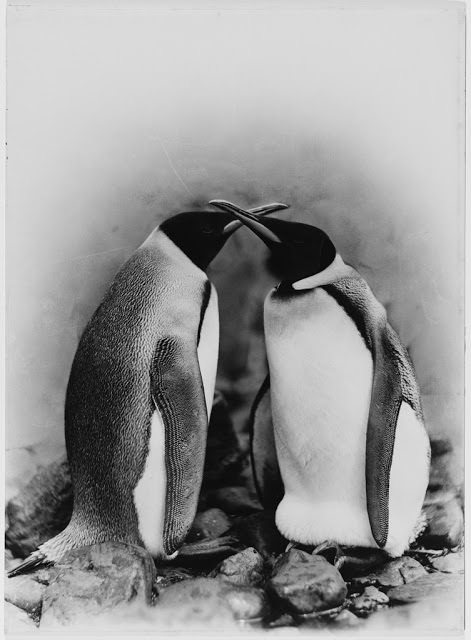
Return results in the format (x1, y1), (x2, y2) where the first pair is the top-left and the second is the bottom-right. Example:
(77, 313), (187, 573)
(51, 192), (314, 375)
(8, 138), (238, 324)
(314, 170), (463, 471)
(419, 495), (464, 549)
(230, 510), (287, 560)
(223, 584), (269, 620)
(153, 566), (195, 592)
(387, 572), (464, 605)
(4, 602), (38, 632)
(352, 556), (427, 588)
(267, 549), (347, 615)
(330, 610), (361, 628)
(4, 572), (45, 619)
(349, 586), (389, 616)
(40, 542), (155, 627)
(427, 453), (456, 491)
(5, 455), (72, 557)
(204, 485), (262, 515)
(429, 436), (453, 457)
(153, 577), (246, 627)
(430, 551), (464, 574)
(212, 547), (265, 586)
(187, 508), (232, 542)
(268, 613), (296, 628)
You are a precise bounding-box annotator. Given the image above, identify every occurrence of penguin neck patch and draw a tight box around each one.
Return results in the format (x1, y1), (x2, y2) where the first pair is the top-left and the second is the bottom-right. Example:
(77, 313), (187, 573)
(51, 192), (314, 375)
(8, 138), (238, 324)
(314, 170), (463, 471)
(292, 254), (348, 290)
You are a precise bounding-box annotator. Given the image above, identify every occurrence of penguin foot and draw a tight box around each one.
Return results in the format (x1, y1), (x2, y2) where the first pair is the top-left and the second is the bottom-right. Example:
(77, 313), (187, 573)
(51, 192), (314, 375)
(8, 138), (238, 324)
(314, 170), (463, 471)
(175, 536), (243, 563)
(312, 540), (344, 569)
(7, 550), (51, 578)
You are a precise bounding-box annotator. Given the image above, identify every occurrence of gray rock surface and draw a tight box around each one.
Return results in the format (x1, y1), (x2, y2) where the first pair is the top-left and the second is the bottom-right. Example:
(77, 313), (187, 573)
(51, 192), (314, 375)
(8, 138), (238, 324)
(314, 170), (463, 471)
(267, 549), (347, 614)
(153, 566), (195, 592)
(223, 584), (269, 620)
(350, 586), (389, 616)
(267, 613), (297, 628)
(212, 547), (265, 586)
(40, 542), (155, 627)
(430, 551), (464, 574)
(4, 602), (38, 632)
(5, 455), (72, 557)
(187, 508), (232, 542)
(420, 494), (464, 549)
(154, 576), (266, 624)
(353, 556), (427, 588)
(387, 572), (464, 605)
(330, 609), (361, 628)
(4, 573), (45, 619)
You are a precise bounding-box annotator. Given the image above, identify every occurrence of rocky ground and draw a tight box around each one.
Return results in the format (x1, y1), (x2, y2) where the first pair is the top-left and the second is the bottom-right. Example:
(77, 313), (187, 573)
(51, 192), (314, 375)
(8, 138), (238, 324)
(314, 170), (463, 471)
(4, 392), (464, 633)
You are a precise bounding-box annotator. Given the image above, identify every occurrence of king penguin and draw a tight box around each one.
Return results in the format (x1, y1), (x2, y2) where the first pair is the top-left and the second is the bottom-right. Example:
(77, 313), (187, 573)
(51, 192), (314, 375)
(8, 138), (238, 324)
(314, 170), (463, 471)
(209, 200), (431, 558)
(8, 201), (288, 577)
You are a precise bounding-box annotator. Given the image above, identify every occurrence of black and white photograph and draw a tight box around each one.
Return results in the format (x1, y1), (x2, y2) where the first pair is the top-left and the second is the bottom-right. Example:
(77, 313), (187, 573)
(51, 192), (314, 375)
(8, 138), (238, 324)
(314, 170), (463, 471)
(2, 0), (466, 636)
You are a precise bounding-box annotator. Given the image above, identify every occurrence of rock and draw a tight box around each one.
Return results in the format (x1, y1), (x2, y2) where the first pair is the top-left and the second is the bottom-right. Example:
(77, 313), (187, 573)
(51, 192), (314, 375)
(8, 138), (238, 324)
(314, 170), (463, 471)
(187, 508), (232, 542)
(427, 453), (456, 491)
(429, 436), (453, 457)
(204, 485), (262, 515)
(419, 495), (464, 549)
(387, 572), (464, 605)
(268, 613), (296, 628)
(212, 547), (265, 586)
(4, 602), (38, 632)
(336, 547), (390, 578)
(5, 455), (72, 557)
(40, 542), (155, 627)
(4, 573), (45, 619)
(330, 610), (361, 628)
(267, 549), (347, 615)
(230, 510), (287, 560)
(154, 577), (263, 626)
(223, 584), (269, 620)
(349, 586), (389, 616)
(430, 551), (464, 574)
(154, 566), (195, 592)
(352, 556), (427, 588)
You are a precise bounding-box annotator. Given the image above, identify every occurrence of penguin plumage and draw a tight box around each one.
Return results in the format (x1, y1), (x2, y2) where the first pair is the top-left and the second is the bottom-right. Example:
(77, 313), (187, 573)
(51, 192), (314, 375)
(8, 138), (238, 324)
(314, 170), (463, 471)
(8, 202), (288, 577)
(210, 200), (431, 558)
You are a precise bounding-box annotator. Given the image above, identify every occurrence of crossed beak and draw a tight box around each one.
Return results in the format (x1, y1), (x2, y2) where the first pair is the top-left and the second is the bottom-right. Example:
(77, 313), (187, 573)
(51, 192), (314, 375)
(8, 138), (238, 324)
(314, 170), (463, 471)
(215, 200), (288, 240)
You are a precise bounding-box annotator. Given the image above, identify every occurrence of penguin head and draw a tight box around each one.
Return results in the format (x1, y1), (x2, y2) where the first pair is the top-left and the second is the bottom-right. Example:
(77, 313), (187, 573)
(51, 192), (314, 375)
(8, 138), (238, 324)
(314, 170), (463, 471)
(160, 202), (289, 271)
(209, 200), (340, 289)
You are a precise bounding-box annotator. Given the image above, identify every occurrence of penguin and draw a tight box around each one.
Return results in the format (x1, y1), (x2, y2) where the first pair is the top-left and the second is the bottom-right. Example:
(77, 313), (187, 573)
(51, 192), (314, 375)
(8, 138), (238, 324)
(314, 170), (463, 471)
(209, 200), (431, 559)
(8, 201), (288, 578)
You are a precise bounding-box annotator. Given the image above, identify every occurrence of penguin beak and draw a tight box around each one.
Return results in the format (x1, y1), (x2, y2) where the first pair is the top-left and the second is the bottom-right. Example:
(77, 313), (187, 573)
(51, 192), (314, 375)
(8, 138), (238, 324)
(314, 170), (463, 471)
(211, 200), (286, 242)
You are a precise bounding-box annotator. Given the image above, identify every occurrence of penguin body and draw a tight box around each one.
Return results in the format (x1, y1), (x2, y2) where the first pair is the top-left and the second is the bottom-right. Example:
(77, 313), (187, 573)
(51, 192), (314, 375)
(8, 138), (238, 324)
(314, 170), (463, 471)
(8, 202), (288, 577)
(39, 228), (217, 565)
(210, 201), (430, 558)
(263, 265), (429, 557)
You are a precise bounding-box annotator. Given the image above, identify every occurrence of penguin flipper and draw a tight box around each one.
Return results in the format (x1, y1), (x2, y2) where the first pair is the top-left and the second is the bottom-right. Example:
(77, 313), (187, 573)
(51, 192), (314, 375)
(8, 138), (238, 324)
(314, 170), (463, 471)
(249, 375), (284, 510)
(364, 326), (404, 548)
(324, 275), (425, 549)
(151, 338), (209, 556)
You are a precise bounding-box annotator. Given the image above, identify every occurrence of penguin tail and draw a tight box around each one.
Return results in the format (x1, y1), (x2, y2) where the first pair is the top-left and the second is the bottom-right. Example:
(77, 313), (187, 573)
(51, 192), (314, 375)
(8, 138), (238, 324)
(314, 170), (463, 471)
(7, 549), (51, 578)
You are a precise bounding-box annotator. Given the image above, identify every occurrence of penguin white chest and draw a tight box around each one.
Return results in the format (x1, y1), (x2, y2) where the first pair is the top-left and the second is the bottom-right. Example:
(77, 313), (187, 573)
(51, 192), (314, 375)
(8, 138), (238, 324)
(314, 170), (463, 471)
(265, 287), (376, 547)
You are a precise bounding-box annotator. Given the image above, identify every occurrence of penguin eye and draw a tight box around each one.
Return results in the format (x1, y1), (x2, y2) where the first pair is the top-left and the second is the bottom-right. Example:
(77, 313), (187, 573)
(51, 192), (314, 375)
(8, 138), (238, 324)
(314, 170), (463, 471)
(201, 227), (213, 234)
